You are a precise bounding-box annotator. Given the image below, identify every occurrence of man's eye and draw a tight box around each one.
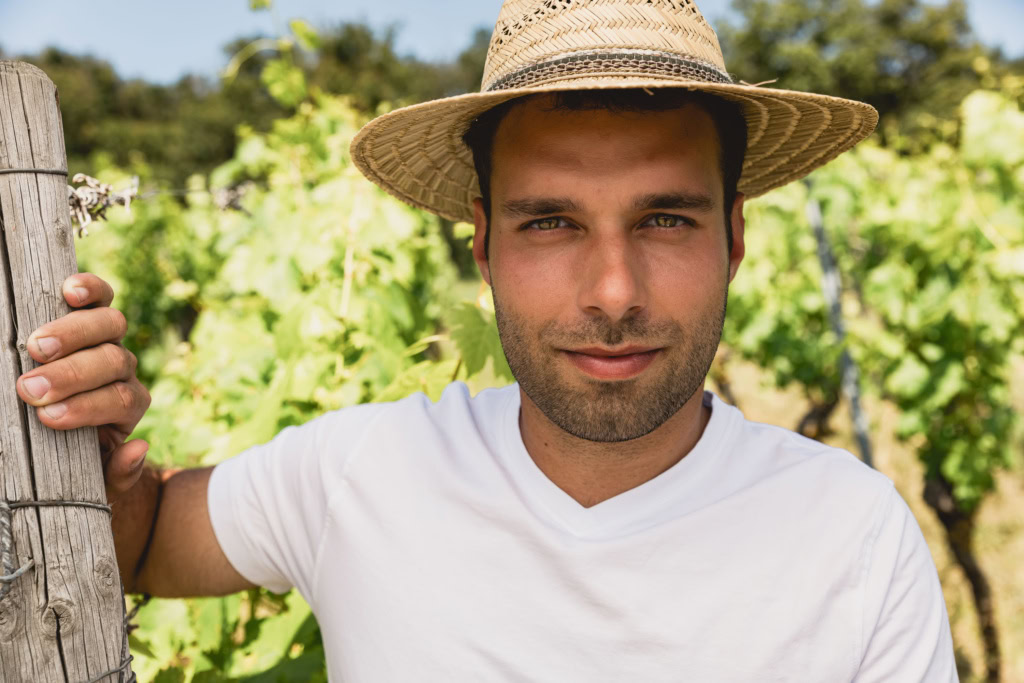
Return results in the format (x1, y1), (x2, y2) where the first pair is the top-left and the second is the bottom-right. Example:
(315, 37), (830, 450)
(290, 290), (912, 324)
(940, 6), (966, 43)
(644, 214), (693, 228)
(526, 217), (568, 231)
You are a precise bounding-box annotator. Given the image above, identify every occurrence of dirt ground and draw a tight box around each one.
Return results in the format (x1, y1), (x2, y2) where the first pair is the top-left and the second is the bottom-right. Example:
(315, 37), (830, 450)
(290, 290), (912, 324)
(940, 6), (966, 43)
(710, 352), (1024, 683)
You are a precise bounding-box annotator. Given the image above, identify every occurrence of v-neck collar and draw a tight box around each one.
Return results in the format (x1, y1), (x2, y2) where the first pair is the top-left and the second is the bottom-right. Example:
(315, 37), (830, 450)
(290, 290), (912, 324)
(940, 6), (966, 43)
(497, 388), (738, 540)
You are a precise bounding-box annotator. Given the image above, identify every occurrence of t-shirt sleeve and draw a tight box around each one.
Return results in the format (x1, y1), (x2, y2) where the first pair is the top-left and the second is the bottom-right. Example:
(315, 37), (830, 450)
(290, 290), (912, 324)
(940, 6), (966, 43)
(853, 485), (958, 682)
(207, 403), (386, 597)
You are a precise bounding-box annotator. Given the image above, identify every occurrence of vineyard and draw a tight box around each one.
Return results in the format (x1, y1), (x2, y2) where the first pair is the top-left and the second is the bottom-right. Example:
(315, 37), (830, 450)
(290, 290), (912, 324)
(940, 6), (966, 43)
(59, 50), (1024, 682)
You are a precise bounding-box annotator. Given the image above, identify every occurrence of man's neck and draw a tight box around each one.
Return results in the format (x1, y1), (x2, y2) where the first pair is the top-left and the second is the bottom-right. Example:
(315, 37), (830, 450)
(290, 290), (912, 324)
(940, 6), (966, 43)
(518, 385), (712, 508)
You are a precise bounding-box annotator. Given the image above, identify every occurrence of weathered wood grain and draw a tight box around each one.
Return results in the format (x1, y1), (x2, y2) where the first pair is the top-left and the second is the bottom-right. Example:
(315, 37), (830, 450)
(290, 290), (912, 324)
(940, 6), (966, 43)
(0, 61), (130, 683)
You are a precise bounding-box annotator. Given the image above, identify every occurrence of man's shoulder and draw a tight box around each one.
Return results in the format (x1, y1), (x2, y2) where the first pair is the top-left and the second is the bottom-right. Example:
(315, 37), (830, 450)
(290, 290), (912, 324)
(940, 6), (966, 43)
(708, 398), (902, 574)
(304, 381), (516, 453)
(716, 395), (894, 504)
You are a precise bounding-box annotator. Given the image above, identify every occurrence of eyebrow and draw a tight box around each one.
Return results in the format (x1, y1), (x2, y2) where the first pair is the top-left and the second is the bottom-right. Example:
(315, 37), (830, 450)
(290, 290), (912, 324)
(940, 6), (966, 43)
(500, 192), (716, 218)
(631, 191), (716, 213)
(500, 197), (582, 217)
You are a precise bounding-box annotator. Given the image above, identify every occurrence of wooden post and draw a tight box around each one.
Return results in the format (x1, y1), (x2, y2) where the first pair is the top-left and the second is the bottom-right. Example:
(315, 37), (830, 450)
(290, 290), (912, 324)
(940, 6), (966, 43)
(0, 62), (132, 682)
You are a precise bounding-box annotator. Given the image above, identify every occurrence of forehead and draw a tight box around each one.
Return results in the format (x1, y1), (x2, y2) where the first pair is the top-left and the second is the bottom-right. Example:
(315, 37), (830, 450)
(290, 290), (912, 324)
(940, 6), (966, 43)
(489, 95), (722, 197)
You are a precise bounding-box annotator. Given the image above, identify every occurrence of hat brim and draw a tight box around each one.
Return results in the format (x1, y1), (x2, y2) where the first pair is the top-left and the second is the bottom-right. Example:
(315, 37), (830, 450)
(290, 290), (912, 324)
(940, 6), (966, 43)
(350, 76), (879, 224)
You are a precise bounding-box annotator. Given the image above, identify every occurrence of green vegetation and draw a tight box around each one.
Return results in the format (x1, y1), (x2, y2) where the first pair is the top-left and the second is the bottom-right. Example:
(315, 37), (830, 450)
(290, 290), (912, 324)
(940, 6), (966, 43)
(729, 88), (1024, 509)
(76, 83), (511, 682)
(74, 78), (1022, 683)
(724, 84), (1023, 681)
(8, 1), (1023, 679)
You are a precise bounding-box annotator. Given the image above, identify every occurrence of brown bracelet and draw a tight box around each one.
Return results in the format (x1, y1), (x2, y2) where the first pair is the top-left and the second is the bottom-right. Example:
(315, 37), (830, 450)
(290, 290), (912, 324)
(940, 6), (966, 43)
(130, 467), (165, 592)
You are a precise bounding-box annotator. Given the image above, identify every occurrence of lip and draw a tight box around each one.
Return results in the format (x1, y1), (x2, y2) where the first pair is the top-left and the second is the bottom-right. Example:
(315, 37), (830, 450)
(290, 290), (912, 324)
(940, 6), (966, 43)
(561, 346), (662, 380)
(569, 345), (658, 357)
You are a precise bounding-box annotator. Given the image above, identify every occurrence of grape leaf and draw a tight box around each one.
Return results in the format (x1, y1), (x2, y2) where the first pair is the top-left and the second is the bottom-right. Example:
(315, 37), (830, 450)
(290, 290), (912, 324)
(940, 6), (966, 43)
(448, 302), (513, 381)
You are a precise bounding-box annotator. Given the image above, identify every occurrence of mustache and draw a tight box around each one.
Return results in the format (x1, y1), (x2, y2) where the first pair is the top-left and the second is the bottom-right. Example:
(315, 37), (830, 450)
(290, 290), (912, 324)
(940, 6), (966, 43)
(540, 315), (683, 348)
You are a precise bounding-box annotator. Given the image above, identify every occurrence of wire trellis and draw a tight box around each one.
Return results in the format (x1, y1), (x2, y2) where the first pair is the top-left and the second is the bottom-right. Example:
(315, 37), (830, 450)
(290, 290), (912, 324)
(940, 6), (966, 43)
(68, 174), (254, 235)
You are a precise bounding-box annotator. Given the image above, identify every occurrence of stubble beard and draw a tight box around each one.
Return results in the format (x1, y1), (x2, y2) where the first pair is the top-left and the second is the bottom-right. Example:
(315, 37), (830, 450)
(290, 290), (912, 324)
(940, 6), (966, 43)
(492, 286), (728, 443)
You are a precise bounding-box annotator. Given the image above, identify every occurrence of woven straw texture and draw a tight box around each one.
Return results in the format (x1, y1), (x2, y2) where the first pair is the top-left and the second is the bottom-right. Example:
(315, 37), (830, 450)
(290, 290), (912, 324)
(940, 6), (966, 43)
(351, 0), (879, 224)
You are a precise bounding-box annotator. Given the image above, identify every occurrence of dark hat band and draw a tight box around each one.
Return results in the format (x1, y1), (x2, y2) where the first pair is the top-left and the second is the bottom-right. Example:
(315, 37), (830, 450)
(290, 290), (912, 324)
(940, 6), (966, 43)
(483, 49), (733, 92)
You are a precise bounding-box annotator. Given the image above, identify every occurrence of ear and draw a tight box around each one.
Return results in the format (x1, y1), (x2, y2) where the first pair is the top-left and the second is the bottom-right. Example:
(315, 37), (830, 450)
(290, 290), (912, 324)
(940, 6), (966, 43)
(727, 193), (746, 283)
(472, 198), (492, 286)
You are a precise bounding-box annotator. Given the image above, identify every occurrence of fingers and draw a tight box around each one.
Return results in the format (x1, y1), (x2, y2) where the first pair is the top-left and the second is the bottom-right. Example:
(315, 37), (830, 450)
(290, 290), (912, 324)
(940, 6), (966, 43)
(105, 438), (149, 499)
(34, 377), (151, 436)
(25, 307), (127, 364)
(63, 273), (115, 308)
(18, 343), (137, 406)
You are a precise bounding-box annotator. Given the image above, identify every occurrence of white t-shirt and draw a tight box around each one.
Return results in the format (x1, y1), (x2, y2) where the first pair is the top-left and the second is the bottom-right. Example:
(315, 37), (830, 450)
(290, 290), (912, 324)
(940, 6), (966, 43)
(208, 383), (957, 682)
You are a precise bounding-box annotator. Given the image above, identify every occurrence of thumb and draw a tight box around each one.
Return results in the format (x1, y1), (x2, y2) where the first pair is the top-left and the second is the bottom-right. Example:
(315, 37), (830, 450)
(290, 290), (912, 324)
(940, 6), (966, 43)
(105, 439), (149, 501)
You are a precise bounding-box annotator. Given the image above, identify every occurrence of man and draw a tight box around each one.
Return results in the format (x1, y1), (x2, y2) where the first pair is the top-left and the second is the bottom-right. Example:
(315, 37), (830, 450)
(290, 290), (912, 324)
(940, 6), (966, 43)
(16, 0), (956, 680)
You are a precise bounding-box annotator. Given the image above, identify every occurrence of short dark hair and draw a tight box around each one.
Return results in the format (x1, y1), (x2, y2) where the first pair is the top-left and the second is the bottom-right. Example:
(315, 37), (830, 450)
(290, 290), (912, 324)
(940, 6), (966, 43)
(462, 88), (748, 257)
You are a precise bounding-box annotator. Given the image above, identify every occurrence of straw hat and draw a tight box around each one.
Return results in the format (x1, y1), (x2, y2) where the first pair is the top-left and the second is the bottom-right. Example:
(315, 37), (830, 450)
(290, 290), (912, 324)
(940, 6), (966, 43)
(350, 0), (879, 224)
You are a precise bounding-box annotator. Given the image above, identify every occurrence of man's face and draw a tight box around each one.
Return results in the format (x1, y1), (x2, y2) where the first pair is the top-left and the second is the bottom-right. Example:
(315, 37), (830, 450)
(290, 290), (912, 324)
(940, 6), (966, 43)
(473, 95), (745, 443)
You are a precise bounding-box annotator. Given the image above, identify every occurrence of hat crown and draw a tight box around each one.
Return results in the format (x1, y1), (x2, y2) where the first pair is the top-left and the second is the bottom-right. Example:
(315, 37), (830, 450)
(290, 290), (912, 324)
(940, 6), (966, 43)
(482, 0), (728, 91)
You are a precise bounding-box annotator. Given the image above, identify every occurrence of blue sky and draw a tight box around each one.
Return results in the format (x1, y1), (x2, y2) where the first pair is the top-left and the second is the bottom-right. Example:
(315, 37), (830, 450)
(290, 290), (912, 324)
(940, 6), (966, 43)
(0, 0), (1021, 85)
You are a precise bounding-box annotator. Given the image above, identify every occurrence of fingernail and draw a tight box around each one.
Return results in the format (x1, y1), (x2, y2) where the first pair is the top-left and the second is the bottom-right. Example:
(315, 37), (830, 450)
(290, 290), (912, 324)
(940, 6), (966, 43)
(43, 402), (67, 419)
(132, 451), (149, 470)
(73, 287), (89, 305)
(33, 336), (60, 359)
(22, 375), (50, 399)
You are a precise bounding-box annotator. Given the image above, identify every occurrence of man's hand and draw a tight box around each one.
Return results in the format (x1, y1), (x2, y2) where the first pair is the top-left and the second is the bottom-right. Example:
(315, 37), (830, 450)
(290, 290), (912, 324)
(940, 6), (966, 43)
(15, 273), (151, 499)
(12, 274), (247, 596)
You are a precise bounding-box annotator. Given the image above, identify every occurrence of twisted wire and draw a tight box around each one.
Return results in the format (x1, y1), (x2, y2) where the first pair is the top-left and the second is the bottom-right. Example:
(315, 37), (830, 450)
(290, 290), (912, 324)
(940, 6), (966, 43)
(2, 168), (253, 236)
(83, 655), (135, 683)
(0, 167), (68, 177)
(67, 173), (139, 237)
(0, 500), (113, 597)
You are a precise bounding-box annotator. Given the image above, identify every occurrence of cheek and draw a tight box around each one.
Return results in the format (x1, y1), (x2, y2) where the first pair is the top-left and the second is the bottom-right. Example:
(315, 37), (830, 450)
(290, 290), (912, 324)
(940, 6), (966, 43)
(641, 239), (732, 322)
(491, 241), (575, 314)
(649, 241), (728, 283)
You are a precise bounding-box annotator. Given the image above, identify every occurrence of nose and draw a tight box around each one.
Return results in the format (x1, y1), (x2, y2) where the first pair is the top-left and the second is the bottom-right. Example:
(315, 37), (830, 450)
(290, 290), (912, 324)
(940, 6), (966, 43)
(576, 232), (647, 323)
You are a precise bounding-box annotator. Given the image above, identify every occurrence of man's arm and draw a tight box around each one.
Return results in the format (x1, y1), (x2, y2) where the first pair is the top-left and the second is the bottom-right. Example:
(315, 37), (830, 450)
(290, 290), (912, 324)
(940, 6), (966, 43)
(16, 273), (252, 597)
(112, 465), (255, 596)
(854, 485), (957, 682)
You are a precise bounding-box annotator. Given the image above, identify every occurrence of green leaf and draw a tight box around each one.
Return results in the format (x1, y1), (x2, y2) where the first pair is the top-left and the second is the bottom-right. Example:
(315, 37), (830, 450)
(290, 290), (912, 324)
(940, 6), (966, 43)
(240, 645), (327, 682)
(961, 90), (1024, 167)
(226, 591), (315, 677)
(895, 410), (926, 440)
(885, 355), (930, 400)
(260, 58), (307, 108)
(374, 359), (459, 403)
(193, 601), (224, 655)
(153, 667), (186, 683)
(987, 248), (1024, 277)
(281, 355), (335, 401)
(924, 362), (967, 411)
(289, 19), (321, 51)
(448, 303), (513, 381)
(403, 334), (446, 358)
(128, 634), (158, 660)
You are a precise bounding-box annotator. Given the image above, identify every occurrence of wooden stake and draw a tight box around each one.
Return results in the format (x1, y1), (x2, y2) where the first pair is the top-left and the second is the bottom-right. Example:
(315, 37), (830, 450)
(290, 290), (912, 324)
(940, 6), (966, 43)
(0, 61), (131, 683)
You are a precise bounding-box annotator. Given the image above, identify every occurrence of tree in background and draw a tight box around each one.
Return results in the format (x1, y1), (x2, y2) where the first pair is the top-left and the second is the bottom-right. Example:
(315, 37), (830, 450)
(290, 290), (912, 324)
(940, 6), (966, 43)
(0, 24), (488, 191)
(5, 47), (287, 186)
(718, 0), (1016, 150)
(307, 25), (489, 112)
